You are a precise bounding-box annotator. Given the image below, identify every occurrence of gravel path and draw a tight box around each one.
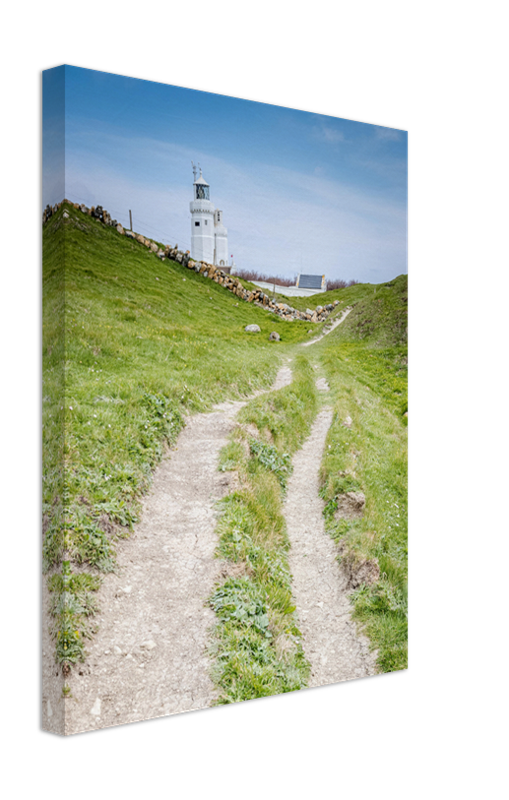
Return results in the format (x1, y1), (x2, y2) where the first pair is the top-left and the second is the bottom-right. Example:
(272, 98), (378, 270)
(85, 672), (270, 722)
(301, 306), (352, 347)
(42, 360), (375, 733)
(285, 400), (377, 688)
(48, 365), (292, 735)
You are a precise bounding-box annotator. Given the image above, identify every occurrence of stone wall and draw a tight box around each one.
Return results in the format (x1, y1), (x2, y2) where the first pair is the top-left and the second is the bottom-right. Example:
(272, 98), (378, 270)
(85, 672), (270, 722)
(43, 201), (340, 323)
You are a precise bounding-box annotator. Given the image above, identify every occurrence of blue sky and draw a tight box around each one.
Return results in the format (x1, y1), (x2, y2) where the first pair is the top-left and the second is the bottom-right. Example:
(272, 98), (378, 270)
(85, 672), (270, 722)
(43, 65), (407, 283)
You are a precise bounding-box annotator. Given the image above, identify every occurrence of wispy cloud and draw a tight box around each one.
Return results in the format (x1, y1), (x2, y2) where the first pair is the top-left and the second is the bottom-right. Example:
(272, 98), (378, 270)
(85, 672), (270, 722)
(63, 129), (406, 284)
(374, 125), (403, 142)
(313, 124), (345, 144)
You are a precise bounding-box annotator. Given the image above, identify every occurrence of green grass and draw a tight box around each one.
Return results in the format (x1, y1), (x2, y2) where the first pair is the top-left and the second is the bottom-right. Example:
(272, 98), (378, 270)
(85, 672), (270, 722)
(43, 201), (408, 679)
(42, 203), (310, 668)
(209, 355), (318, 702)
(331, 274), (408, 347)
(316, 292), (408, 673)
(212, 329), (408, 690)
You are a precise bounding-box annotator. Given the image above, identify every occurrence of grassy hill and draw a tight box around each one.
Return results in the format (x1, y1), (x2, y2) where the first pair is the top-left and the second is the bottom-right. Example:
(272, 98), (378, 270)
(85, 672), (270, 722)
(43, 201), (407, 676)
(315, 275), (408, 671)
(42, 203), (310, 664)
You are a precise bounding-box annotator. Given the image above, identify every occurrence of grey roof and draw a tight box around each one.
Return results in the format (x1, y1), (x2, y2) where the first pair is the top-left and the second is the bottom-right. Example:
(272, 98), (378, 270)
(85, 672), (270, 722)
(299, 274), (324, 289)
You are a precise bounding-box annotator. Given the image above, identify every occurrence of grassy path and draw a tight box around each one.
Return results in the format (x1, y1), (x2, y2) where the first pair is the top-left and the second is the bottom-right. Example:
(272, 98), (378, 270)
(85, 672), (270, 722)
(316, 338), (408, 672)
(208, 355), (379, 702)
(285, 397), (376, 686)
(45, 366), (292, 734)
(208, 355), (317, 702)
(42, 205), (407, 726)
(284, 358), (378, 688)
(43, 204), (311, 682)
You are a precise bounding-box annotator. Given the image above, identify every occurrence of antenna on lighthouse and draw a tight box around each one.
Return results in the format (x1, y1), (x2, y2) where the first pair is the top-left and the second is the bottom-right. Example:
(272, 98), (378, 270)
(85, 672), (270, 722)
(191, 161), (198, 182)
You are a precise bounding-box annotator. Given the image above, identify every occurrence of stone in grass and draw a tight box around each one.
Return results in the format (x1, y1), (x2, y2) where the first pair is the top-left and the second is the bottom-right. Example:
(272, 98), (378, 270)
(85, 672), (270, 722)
(244, 324), (261, 333)
(269, 331), (281, 341)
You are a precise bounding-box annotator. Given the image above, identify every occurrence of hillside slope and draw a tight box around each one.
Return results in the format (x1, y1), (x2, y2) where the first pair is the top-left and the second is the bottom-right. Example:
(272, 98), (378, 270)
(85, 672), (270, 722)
(330, 274), (408, 347)
(42, 201), (408, 678)
(42, 203), (309, 667)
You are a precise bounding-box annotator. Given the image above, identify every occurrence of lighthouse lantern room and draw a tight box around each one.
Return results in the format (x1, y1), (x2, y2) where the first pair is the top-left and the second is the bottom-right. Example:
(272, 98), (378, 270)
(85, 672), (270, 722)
(190, 163), (229, 267)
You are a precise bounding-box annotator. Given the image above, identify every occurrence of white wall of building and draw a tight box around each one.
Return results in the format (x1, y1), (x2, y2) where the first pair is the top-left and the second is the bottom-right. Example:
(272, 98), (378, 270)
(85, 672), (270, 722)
(214, 210), (229, 266)
(190, 199), (215, 262)
(250, 280), (326, 297)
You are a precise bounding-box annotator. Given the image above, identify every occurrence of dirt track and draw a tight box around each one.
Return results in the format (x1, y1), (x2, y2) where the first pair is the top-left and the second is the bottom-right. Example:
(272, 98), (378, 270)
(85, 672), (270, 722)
(285, 396), (377, 687)
(42, 360), (375, 734)
(43, 366), (292, 735)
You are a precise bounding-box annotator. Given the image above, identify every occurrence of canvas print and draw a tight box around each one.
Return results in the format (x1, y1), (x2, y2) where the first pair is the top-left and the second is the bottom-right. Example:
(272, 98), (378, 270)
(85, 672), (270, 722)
(42, 66), (408, 735)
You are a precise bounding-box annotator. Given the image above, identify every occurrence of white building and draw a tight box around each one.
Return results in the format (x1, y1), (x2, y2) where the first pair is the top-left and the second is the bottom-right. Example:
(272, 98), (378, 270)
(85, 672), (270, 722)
(249, 274), (326, 298)
(190, 164), (229, 267)
(250, 280), (326, 298)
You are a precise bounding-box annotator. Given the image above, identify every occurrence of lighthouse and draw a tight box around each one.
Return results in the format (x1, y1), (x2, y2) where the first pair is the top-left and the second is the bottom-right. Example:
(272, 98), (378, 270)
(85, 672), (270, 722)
(190, 163), (229, 267)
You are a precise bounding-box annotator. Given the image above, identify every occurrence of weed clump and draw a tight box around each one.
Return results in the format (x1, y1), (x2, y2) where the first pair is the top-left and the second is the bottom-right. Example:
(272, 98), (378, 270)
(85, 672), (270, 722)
(248, 440), (292, 489)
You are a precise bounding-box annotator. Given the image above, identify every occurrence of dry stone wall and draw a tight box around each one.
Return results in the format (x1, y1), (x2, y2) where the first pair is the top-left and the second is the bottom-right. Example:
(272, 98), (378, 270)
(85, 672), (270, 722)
(43, 201), (340, 323)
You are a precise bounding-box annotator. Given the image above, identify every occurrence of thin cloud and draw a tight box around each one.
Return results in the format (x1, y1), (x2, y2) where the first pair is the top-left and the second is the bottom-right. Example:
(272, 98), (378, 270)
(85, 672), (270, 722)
(313, 124), (345, 144)
(374, 126), (403, 142)
(60, 125), (407, 284)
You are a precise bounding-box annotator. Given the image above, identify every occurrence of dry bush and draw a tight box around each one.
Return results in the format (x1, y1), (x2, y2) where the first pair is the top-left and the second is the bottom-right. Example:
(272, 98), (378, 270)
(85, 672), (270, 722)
(235, 269), (296, 287)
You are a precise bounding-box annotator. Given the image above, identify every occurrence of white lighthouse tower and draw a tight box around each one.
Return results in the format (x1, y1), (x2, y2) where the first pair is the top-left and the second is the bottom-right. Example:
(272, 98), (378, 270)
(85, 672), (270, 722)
(190, 163), (229, 268)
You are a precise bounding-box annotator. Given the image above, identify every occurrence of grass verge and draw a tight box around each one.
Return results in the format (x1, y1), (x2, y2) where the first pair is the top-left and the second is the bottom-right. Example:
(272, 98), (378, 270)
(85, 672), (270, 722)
(318, 340), (408, 673)
(209, 355), (318, 702)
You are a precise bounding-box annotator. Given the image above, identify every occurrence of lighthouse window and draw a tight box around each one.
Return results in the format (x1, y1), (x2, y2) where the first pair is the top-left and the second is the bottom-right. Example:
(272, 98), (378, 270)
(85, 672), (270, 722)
(195, 221), (200, 227)
(204, 220), (208, 225)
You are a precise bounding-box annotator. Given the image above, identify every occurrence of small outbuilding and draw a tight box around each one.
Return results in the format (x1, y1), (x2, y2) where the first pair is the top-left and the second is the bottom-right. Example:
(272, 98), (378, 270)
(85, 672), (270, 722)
(296, 274), (327, 291)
